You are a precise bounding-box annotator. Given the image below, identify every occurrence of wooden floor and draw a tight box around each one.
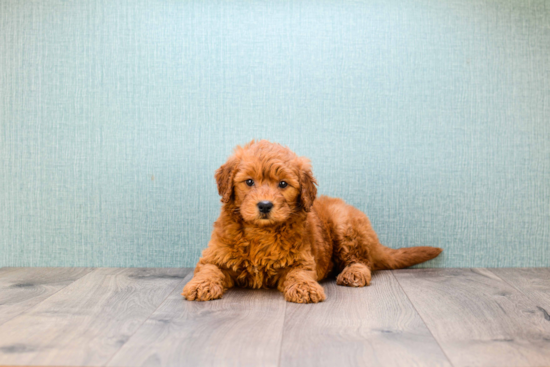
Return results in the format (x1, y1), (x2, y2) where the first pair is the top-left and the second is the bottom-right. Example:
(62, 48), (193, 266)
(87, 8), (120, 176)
(0, 268), (549, 367)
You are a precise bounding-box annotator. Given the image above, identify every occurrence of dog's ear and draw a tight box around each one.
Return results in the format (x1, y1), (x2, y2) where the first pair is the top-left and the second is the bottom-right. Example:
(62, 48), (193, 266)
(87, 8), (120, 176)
(298, 158), (317, 212)
(215, 156), (239, 203)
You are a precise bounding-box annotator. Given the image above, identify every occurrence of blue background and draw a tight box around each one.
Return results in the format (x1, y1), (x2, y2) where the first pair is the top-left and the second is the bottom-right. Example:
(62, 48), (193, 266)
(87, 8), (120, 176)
(1, 0), (549, 267)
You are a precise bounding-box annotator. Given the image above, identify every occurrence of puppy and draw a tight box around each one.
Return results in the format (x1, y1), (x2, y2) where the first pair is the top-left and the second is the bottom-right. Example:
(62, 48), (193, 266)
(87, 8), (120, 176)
(183, 140), (442, 303)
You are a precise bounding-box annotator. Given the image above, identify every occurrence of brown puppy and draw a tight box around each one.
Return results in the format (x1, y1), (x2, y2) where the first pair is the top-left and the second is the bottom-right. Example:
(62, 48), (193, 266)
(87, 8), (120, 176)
(183, 140), (442, 303)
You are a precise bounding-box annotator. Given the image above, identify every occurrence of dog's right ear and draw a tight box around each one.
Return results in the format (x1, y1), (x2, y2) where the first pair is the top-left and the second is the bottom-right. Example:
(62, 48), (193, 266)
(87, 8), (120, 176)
(215, 156), (239, 203)
(298, 157), (318, 212)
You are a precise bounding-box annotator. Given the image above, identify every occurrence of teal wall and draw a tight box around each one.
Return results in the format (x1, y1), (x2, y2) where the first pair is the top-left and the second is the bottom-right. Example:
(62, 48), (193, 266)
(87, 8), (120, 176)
(1, 0), (549, 268)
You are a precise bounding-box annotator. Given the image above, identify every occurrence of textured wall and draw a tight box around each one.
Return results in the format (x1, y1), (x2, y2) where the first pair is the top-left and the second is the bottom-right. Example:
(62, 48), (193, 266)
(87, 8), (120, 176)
(1, 0), (549, 268)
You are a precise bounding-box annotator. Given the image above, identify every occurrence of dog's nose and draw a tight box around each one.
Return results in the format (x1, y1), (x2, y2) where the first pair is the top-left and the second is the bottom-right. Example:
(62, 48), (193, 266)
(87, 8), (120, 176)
(257, 201), (273, 214)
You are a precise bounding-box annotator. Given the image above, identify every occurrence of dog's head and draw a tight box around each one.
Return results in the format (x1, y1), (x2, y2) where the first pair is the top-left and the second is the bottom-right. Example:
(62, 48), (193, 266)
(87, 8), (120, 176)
(215, 140), (317, 226)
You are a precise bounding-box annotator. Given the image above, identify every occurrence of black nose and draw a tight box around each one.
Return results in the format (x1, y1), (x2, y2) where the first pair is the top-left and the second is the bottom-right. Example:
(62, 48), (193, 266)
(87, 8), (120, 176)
(257, 201), (273, 214)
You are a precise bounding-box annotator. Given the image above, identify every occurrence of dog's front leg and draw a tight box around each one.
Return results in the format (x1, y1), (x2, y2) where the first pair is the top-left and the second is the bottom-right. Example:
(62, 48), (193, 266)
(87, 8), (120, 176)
(182, 263), (234, 301)
(278, 267), (326, 304)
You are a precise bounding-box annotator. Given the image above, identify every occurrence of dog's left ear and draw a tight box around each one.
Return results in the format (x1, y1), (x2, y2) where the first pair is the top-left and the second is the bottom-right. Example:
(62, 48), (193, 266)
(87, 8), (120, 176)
(298, 158), (317, 212)
(215, 156), (239, 203)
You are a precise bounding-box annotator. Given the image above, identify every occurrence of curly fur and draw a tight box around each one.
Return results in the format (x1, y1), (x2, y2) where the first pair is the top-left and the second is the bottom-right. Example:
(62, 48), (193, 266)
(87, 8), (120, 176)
(183, 140), (442, 303)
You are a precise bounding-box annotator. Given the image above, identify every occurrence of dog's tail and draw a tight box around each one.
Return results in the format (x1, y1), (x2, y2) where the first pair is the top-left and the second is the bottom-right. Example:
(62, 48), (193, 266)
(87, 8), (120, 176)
(371, 242), (442, 270)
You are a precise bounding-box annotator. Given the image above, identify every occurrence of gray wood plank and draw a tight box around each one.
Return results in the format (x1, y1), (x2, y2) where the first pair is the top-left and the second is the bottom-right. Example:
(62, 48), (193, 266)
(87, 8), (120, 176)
(491, 268), (550, 309)
(394, 268), (550, 367)
(280, 271), (452, 367)
(0, 267), (191, 366)
(0, 267), (93, 326)
(107, 275), (287, 367)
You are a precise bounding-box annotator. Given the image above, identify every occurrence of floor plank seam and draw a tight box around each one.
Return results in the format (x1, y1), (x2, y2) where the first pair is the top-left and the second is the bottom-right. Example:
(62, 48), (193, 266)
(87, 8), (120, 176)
(484, 268), (543, 307)
(0, 267), (97, 328)
(275, 295), (287, 367)
(102, 271), (194, 367)
(390, 270), (456, 367)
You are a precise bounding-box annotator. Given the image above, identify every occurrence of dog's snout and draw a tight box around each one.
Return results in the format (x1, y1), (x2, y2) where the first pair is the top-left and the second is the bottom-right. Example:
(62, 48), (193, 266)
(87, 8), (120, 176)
(257, 201), (274, 214)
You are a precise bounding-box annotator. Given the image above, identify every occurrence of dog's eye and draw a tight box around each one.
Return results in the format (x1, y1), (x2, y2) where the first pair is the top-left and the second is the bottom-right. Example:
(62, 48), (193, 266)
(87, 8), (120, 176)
(278, 181), (288, 188)
(245, 179), (254, 187)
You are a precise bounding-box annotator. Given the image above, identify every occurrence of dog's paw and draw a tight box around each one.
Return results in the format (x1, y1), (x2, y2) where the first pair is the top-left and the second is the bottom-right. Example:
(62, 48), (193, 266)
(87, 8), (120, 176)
(336, 263), (371, 287)
(284, 280), (326, 303)
(182, 278), (224, 301)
